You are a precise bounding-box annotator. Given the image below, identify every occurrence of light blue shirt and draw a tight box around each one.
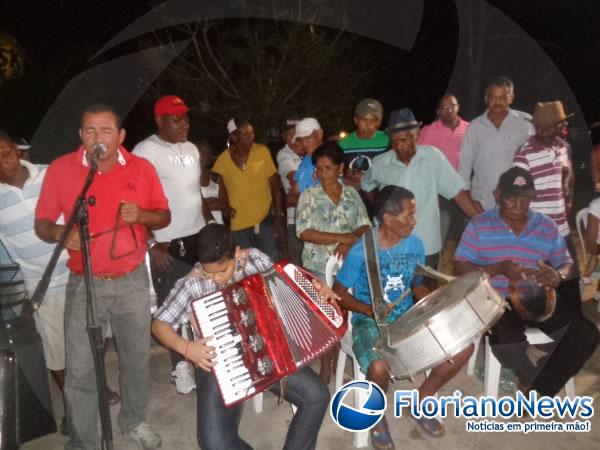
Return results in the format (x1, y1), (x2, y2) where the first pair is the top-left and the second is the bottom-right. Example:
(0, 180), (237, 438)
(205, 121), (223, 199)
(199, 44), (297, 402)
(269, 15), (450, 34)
(361, 145), (464, 255)
(336, 231), (425, 325)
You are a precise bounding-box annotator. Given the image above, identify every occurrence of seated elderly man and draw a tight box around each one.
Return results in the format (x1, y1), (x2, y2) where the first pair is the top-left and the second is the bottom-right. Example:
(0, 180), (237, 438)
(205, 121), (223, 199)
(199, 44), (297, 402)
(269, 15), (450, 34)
(454, 167), (599, 396)
(333, 186), (473, 448)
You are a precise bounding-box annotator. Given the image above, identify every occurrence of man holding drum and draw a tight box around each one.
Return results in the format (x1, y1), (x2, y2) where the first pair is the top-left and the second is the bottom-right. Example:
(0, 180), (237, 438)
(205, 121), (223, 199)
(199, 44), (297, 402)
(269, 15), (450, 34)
(333, 186), (474, 447)
(455, 167), (599, 397)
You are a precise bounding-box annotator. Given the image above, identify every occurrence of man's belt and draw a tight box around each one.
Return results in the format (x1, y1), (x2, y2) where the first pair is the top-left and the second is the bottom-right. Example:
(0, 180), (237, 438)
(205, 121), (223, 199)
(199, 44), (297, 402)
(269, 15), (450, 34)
(74, 263), (143, 281)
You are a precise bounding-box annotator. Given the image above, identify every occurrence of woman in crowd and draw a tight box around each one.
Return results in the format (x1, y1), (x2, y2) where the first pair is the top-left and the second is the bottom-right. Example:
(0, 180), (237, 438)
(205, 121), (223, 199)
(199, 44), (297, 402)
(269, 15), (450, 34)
(295, 141), (371, 382)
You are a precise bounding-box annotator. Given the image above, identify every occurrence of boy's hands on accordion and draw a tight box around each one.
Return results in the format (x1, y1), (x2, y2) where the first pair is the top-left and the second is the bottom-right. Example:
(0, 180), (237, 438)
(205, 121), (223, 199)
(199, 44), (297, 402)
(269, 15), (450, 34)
(186, 337), (216, 372)
(311, 278), (342, 315)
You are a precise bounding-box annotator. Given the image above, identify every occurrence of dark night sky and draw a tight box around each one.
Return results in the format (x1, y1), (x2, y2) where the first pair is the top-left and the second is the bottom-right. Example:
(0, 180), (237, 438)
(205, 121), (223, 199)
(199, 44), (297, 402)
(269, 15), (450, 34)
(2, 0), (600, 152)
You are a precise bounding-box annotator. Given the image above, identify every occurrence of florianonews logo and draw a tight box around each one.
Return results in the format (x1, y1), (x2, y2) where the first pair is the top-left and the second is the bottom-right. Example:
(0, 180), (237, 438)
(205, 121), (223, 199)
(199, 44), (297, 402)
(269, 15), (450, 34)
(330, 380), (387, 432)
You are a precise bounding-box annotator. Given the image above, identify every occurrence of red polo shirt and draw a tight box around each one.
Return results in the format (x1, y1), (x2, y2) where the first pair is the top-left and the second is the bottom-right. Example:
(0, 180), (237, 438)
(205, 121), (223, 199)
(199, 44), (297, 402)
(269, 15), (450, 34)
(36, 146), (169, 275)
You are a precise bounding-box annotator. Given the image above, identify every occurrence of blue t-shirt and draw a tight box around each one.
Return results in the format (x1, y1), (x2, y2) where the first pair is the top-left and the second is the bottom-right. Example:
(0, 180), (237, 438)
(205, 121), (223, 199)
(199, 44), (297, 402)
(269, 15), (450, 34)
(294, 155), (319, 193)
(336, 231), (425, 325)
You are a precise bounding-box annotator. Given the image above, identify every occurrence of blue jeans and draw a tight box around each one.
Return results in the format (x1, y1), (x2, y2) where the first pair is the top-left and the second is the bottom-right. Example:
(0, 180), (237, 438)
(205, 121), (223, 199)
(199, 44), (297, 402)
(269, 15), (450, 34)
(233, 215), (279, 261)
(64, 265), (151, 449)
(195, 366), (329, 450)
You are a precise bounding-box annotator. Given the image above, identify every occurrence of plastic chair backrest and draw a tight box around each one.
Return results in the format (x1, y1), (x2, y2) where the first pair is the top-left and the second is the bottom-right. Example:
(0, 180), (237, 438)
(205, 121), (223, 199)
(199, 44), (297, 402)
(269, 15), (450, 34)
(325, 254), (344, 287)
(575, 207), (589, 262)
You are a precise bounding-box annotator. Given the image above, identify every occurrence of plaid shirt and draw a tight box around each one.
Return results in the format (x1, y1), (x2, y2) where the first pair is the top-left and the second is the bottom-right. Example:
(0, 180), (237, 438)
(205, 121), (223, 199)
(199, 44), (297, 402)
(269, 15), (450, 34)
(153, 248), (272, 329)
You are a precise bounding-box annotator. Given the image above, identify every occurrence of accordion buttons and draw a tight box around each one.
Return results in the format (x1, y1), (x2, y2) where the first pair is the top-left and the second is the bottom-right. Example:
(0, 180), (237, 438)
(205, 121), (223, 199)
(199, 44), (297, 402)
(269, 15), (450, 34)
(240, 310), (256, 327)
(248, 333), (265, 352)
(257, 356), (273, 375)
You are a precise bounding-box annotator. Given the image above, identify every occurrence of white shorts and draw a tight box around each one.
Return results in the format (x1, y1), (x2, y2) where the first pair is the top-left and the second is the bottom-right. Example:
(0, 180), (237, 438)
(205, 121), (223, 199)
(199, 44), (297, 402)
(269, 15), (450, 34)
(34, 290), (66, 371)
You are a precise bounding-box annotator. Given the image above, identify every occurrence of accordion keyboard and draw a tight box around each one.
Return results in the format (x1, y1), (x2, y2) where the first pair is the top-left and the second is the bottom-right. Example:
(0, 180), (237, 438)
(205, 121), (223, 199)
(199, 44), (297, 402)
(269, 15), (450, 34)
(191, 290), (255, 405)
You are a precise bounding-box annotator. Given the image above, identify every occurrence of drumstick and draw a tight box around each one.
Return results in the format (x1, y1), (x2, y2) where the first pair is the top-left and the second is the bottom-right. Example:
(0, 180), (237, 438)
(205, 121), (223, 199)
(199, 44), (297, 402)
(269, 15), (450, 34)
(388, 288), (412, 308)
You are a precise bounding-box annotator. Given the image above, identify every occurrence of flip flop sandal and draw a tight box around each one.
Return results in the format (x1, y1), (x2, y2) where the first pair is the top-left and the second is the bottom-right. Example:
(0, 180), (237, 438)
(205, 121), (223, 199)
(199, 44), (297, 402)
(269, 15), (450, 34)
(410, 414), (445, 438)
(370, 417), (395, 450)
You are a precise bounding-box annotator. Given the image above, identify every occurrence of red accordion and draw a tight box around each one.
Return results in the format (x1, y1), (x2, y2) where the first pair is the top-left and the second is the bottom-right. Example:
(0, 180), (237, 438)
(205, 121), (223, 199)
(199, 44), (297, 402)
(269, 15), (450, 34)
(191, 261), (347, 407)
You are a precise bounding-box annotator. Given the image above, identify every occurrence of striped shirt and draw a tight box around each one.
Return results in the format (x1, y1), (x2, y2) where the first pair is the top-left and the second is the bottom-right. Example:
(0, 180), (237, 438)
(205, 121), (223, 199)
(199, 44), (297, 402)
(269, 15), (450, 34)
(454, 208), (571, 296)
(513, 135), (570, 235)
(0, 160), (69, 295)
(154, 248), (272, 329)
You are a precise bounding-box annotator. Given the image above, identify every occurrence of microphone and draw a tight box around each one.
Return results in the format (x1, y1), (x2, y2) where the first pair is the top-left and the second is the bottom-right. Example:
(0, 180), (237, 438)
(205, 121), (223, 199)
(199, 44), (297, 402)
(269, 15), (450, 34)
(92, 143), (107, 162)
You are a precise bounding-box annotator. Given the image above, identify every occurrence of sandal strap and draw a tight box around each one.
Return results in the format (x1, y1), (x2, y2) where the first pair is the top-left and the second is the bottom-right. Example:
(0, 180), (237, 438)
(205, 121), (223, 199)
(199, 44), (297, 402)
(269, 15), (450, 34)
(370, 417), (395, 450)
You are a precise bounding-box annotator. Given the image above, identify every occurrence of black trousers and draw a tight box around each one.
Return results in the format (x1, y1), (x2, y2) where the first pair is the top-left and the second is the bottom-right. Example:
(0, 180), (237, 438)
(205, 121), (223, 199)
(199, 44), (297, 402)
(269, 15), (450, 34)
(489, 278), (599, 396)
(151, 232), (199, 367)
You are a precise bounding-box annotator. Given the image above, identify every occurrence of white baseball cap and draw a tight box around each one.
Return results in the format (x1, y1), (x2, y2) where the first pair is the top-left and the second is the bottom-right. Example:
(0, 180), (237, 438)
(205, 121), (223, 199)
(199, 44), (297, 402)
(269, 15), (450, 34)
(292, 117), (321, 143)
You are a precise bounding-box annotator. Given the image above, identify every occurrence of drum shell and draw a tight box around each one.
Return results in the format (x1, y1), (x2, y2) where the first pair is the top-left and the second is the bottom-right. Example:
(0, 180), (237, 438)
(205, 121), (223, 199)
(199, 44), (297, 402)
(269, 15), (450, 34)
(376, 272), (506, 380)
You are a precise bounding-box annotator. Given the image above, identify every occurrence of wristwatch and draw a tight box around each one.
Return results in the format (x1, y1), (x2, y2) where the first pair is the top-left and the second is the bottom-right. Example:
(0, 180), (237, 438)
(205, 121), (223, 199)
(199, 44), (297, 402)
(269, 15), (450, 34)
(556, 269), (568, 281)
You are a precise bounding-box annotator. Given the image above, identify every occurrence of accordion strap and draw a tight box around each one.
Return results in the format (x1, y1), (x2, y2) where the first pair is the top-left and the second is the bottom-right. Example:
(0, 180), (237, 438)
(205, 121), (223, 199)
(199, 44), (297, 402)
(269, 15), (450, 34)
(277, 376), (289, 405)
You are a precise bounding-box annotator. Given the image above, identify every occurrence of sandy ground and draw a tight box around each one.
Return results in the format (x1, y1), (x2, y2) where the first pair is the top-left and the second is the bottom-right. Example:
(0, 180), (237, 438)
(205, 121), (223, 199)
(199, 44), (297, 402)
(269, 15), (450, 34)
(21, 234), (600, 449)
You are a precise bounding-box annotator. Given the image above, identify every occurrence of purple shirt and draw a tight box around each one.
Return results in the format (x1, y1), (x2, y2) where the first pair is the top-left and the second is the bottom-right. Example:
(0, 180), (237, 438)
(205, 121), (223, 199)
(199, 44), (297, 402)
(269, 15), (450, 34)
(418, 117), (469, 169)
(454, 208), (571, 296)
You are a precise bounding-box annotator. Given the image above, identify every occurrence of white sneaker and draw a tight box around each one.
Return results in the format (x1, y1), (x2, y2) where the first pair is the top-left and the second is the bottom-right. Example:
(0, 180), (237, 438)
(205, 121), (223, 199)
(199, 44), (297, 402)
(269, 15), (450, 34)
(170, 361), (196, 394)
(129, 422), (162, 449)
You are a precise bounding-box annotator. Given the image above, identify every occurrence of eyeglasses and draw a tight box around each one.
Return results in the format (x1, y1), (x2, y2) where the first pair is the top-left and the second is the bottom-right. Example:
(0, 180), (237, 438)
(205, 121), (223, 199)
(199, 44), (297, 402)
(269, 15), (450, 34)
(439, 104), (458, 111)
(315, 164), (339, 172)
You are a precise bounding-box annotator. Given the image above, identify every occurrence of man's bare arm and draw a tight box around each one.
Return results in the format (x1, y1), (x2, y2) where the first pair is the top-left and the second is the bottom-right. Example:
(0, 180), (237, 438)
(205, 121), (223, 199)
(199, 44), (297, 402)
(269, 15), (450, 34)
(333, 281), (373, 317)
(120, 203), (170, 230)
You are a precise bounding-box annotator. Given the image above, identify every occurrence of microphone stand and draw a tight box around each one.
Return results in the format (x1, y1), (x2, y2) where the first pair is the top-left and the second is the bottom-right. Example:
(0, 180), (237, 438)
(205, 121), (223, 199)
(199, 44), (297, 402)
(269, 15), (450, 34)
(31, 155), (113, 450)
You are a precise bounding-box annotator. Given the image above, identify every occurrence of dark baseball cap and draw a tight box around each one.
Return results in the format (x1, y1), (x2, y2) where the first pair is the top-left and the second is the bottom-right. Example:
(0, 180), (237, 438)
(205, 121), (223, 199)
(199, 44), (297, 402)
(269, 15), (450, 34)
(497, 167), (536, 197)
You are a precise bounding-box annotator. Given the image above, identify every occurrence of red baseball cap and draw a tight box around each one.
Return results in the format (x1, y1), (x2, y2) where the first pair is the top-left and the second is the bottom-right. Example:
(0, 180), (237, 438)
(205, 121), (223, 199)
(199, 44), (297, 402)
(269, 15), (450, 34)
(154, 95), (190, 117)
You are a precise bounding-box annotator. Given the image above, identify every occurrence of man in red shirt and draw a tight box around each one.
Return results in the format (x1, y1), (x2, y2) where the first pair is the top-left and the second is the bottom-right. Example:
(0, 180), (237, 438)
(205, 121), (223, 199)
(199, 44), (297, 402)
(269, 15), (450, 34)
(35, 104), (170, 449)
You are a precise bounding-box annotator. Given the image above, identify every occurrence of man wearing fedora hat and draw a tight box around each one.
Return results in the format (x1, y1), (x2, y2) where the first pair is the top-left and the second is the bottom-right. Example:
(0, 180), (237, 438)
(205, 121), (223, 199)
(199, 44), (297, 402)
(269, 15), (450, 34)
(362, 107), (482, 267)
(513, 100), (578, 274)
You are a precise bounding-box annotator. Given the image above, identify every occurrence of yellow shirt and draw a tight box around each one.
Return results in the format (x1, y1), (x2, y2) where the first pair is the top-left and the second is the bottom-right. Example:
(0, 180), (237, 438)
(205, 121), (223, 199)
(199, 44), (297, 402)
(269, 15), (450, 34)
(213, 143), (276, 231)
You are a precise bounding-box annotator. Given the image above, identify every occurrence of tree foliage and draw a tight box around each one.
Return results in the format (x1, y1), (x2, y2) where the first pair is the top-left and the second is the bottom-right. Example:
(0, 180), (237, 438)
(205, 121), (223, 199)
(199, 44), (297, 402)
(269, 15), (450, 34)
(141, 14), (385, 143)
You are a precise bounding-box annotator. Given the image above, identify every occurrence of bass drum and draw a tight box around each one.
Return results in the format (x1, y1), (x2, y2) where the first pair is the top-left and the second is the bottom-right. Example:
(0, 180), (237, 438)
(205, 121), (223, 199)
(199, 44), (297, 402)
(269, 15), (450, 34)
(376, 270), (506, 380)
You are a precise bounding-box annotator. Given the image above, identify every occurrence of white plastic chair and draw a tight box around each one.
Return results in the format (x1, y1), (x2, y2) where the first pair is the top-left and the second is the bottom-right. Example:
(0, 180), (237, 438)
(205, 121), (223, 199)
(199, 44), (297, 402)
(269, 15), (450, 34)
(576, 207), (589, 261)
(334, 311), (369, 448)
(483, 328), (575, 398)
(326, 255), (369, 447)
(575, 207), (600, 311)
(467, 335), (482, 376)
(251, 391), (296, 414)
(252, 391), (264, 413)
